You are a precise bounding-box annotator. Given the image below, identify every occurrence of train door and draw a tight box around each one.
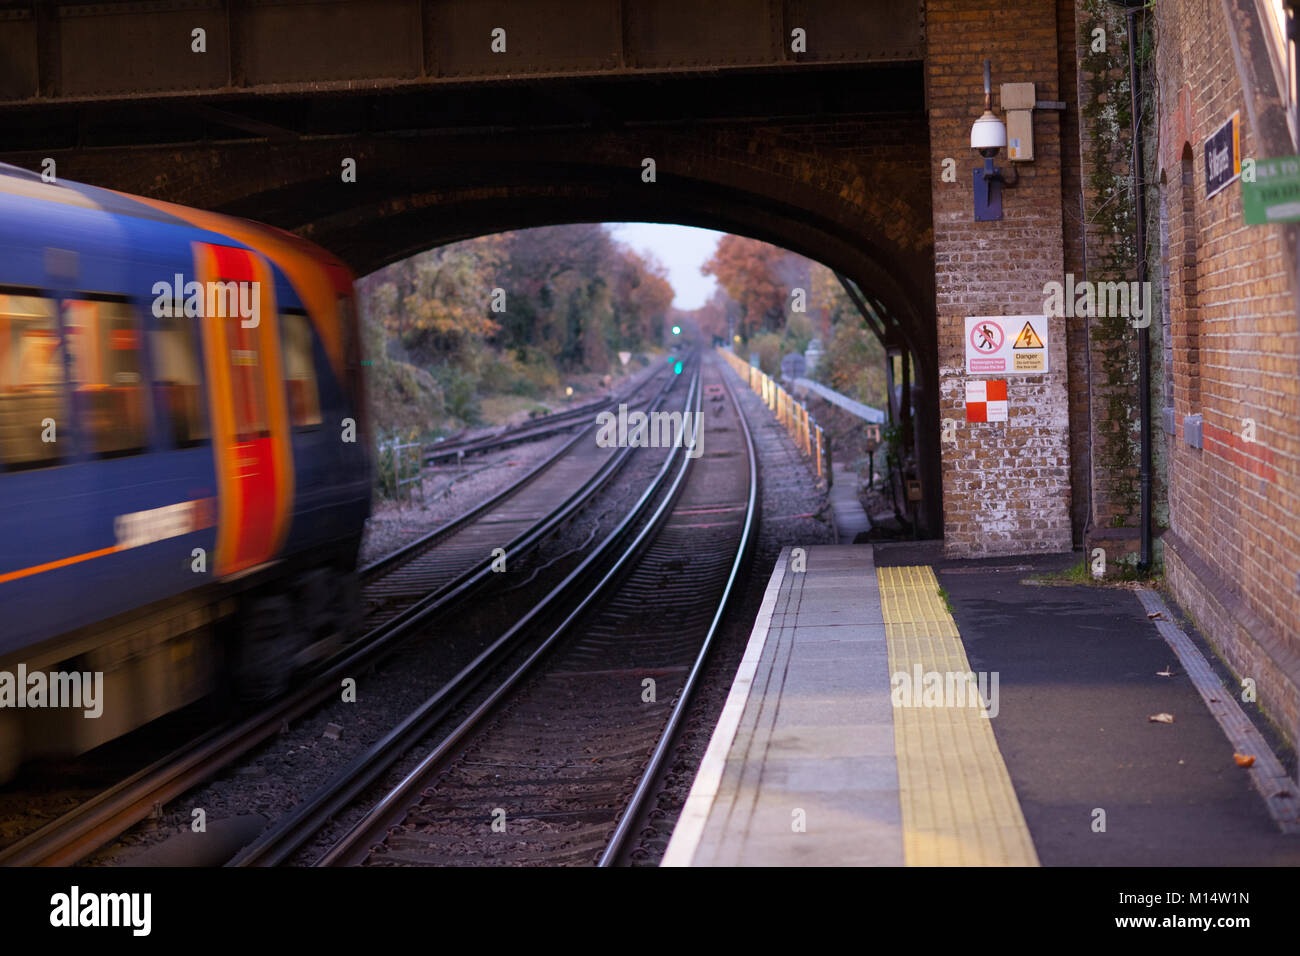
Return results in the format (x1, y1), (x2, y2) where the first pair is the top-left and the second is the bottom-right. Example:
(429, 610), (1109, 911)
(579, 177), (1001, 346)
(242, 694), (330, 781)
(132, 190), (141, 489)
(193, 242), (294, 577)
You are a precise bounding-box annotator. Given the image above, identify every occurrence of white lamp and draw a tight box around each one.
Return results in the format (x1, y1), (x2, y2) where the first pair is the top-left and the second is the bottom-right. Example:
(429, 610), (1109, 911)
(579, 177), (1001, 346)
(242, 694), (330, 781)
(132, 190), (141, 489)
(971, 110), (1006, 154)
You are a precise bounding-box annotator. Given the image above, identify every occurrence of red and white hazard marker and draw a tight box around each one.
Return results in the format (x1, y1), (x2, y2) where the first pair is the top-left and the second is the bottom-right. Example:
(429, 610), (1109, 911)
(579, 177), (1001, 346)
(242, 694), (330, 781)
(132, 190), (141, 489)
(966, 380), (1008, 423)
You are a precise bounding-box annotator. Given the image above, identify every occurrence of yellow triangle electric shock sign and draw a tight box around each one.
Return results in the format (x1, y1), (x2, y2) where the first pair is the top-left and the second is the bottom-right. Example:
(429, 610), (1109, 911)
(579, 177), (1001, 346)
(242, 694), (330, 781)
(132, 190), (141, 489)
(1013, 321), (1044, 349)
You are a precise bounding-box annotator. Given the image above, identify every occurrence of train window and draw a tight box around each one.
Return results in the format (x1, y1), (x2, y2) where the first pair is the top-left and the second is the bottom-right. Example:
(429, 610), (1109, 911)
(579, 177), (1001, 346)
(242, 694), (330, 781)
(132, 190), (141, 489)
(62, 298), (148, 458)
(151, 312), (209, 447)
(227, 316), (269, 441)
(281, 311), (322, 428)
(0, 292), (66, 469)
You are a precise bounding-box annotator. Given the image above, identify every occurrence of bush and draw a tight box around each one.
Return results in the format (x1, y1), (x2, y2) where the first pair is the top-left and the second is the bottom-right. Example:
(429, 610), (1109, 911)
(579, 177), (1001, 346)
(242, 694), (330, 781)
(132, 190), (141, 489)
(366, 355), (445, 437)
(749, 331), (785, 377)
(817, 322), (888, 410)
(374, 430), (423, 500)
(431, 363), (480, 424)
(738, 317), (818, 379)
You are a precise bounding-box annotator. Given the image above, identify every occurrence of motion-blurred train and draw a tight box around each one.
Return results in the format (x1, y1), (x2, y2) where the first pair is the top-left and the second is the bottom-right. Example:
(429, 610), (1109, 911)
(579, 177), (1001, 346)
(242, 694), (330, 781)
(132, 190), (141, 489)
(0, 163), (372, 780)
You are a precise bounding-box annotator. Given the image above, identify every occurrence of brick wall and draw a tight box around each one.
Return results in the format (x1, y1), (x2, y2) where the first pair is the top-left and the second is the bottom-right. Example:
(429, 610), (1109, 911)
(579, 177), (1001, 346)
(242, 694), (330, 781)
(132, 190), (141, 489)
(926, 0), (1074, 556)
(1154, 0), (1300, 745)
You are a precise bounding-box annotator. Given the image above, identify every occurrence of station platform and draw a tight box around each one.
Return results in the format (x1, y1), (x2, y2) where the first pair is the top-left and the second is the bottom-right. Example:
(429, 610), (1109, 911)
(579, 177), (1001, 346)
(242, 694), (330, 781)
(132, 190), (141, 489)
(663, 544), (1039, 866)
(664, 544), (1300, 867)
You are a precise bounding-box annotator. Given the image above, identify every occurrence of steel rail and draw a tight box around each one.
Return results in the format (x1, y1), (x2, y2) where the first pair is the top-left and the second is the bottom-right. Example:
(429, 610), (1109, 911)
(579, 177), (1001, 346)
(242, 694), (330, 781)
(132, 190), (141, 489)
(0, 366), (684, 868)
(233, 365), (703, 867)
(596, 353), (758, 866)
(362, 366), (669, 582)
(423, 364), (665, 462)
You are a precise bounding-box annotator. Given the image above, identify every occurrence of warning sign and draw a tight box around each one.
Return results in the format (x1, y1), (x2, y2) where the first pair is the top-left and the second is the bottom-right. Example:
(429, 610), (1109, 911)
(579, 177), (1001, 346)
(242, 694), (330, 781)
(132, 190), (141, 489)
(1012, 321), (1043, 349)
(965, 315), (1048, 374)
(969, 319), (1004, 355)
(966, 379), (1007, 423)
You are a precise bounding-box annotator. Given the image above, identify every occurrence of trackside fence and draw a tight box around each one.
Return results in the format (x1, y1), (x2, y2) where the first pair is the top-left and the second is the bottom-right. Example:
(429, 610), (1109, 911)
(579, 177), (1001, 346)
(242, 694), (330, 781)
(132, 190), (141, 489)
(378, 439), (424, 500)
(716, 347), (829, 486)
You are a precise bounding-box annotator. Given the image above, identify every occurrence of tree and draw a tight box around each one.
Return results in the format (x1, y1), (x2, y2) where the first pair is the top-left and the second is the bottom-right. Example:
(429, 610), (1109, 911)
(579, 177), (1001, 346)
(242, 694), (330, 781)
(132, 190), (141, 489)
(612, 249), (674, 349)
(359, 236), (505, 364)
(692, 289), (730, 340)
(702, 235), (787, 336)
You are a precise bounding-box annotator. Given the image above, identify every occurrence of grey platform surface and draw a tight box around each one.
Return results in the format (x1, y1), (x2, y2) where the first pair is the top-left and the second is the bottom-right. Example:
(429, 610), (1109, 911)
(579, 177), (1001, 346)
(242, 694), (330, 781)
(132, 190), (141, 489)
(662, 544), (901, 866)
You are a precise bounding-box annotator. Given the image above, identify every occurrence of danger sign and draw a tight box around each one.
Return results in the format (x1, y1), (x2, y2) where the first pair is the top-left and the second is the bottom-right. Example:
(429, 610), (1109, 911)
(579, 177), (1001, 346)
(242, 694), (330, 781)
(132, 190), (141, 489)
(965, 315), (1048, 374)
(1012, 322), (1043, 349)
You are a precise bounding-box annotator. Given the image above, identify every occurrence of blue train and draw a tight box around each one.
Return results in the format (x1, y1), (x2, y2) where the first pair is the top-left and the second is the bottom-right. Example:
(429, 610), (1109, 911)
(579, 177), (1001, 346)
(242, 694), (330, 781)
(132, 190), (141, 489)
(0, 163), (372, 779)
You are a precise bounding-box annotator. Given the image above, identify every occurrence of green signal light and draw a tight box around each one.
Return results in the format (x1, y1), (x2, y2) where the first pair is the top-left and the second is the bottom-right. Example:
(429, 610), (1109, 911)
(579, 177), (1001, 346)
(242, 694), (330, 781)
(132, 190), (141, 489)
(671, 325), (681, 335)
(674, 360), (683, 375)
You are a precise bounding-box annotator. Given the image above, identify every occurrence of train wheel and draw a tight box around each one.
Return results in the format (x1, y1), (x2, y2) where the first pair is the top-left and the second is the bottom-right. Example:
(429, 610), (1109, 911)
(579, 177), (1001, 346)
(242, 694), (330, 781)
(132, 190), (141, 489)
(233, 594), (297, 701)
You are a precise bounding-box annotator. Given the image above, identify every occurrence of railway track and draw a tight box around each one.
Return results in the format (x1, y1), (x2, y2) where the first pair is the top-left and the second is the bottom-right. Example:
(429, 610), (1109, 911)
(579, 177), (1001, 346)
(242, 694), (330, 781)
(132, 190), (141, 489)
(232, 355), (755, 867)
(0, 363), (688, 867)
(356, 365), (673, 632)
(423, 360), (668, 463)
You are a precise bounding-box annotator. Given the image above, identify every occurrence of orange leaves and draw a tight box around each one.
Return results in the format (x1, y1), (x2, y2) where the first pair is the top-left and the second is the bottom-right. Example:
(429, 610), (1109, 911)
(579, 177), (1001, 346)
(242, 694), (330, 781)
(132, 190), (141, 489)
(702, 234), (789, 337)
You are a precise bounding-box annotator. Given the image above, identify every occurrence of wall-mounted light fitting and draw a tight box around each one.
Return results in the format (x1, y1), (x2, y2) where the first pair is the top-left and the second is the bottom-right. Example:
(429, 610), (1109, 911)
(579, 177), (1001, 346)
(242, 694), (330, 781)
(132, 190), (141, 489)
(971, 59), (1018, 221)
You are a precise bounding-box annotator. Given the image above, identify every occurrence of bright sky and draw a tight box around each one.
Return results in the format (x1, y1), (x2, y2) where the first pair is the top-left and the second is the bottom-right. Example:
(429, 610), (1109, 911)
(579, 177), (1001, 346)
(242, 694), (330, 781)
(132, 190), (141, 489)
(607, 222), (723, 310)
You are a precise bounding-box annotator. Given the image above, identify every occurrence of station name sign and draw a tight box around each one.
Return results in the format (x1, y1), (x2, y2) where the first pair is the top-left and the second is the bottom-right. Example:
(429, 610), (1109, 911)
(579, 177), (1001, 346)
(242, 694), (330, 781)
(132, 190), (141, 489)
(1204, 111), (1240, 199)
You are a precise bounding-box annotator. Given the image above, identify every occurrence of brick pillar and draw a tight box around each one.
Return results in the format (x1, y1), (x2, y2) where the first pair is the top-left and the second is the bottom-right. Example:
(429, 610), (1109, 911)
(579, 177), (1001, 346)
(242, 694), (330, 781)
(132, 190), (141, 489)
(926, 0), (1074, 556)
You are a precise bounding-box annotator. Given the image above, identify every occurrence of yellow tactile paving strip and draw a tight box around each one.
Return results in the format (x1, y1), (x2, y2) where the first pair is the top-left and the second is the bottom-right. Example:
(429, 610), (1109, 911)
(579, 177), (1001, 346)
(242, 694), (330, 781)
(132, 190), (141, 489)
(877, 566), (1040, 866)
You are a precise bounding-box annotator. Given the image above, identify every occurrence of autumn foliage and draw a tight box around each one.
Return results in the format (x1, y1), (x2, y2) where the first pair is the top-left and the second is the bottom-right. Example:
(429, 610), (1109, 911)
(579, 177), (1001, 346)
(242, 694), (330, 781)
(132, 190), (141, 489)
(694, 234), (887, 411)
(362, 224), (673, 371)
(356, 224), (674, 433)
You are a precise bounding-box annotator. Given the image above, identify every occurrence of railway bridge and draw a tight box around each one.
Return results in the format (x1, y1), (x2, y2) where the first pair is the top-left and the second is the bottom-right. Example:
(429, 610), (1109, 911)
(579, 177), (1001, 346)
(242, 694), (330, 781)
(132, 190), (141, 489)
(0, 0), (1070, 548)
(3, 0), (1299, 752)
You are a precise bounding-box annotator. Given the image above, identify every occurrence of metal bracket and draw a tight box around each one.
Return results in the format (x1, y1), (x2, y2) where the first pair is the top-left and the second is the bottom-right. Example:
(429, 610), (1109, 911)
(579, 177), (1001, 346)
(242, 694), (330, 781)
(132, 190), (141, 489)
(974, 161), (1004, 221)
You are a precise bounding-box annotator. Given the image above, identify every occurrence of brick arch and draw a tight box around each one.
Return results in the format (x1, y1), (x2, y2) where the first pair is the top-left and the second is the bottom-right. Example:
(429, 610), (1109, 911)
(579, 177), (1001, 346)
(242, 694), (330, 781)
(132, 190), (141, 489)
(287, 163), (936, 376)
(239, 131), (941, 533)
(5, 118), (942, 531)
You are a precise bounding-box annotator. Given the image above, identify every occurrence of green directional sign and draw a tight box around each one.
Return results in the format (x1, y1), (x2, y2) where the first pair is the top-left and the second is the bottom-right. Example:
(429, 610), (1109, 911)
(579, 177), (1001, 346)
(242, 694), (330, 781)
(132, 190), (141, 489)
(1242, 155), (1300, 225)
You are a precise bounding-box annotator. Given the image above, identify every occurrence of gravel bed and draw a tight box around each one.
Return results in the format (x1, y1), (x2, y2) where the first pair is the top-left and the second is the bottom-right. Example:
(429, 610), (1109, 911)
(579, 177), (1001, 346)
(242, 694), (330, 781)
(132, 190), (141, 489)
(359, 360), (663, 568)
(357, 432), (573, 568)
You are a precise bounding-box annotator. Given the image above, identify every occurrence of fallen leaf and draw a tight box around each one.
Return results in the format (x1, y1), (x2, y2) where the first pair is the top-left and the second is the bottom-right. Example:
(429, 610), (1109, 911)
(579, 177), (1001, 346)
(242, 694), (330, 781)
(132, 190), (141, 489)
(1234, 753), (1256, 768)
(1147, 611), (1166, 620)
(1148, 713), (1175, 723)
